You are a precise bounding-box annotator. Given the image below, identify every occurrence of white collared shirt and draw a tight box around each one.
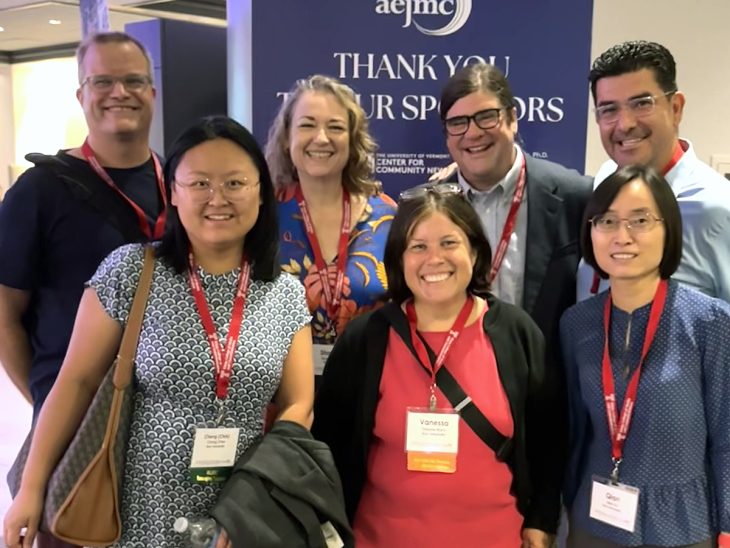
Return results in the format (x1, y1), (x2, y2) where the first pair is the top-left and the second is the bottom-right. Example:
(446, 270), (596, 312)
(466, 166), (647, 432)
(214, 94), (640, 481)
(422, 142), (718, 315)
(458, 145), (527, 306)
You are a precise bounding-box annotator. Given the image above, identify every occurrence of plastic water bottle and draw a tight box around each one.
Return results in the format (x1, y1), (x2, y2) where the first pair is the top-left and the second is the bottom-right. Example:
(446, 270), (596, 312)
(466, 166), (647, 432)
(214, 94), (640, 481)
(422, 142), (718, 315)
(173, 516), (220, 547)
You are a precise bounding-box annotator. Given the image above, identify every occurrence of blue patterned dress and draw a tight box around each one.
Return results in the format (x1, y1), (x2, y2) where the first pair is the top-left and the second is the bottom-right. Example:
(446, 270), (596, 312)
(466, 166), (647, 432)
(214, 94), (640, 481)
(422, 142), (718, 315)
(277, 187), (397, 344)
(89, 243), (310, 547)
(561, 281), (730, 546)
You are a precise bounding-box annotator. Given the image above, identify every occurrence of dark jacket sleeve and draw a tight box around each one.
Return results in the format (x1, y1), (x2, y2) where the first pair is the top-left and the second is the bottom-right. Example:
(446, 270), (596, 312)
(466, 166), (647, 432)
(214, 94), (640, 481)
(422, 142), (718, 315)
(520, 311), (565, 533)
(311, 313), (372, 521)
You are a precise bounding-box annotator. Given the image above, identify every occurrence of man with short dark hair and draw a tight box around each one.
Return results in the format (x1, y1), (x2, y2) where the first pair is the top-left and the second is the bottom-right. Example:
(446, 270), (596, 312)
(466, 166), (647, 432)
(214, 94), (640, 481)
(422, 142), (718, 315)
(0, 32), (166, 548)
(435, 62), (591, 366)
(577, 40), (730, 301)
(431, 62), (592, 547)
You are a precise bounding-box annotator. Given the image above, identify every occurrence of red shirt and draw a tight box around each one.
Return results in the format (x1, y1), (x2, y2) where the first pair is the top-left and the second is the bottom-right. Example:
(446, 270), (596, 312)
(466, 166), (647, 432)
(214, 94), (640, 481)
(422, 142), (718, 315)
(353, 305), (523, 547)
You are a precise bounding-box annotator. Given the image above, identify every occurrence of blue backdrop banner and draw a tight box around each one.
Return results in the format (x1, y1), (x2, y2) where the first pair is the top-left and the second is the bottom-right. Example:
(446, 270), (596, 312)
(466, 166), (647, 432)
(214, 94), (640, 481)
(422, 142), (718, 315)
(252, 0), (594, 197)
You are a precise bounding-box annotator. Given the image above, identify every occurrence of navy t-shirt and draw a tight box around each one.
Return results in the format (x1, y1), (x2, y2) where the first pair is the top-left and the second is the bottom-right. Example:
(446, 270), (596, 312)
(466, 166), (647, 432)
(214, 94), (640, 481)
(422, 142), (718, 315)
(0, 150), (162, 415)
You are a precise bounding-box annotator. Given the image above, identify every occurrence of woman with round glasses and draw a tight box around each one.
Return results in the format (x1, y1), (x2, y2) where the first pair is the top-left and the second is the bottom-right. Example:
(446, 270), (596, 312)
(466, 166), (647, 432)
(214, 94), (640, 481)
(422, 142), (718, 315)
(265, 75), (396, 376)
(561, 165), (730, 547)
(4, 116), (314, 548)
(312, 185), (564, 548)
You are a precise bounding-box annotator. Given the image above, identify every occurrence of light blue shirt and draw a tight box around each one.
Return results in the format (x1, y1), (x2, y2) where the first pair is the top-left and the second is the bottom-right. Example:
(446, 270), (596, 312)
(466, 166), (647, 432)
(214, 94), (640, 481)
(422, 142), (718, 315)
(458, 145), (527, 307)
(577, 139), (730, 302)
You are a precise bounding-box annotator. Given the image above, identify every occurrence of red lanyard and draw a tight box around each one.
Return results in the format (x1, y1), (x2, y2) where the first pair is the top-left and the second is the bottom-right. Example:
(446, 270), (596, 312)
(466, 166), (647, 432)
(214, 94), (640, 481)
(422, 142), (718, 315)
(187, 253), (251, 400)
(294, 184), (351, 326)
(601, 279), (668, 478)
(81, 139), (167, 240)
(488, 156), (527, 284)
(590, 143), (684, 295)
(405, 296), (474, 409)
(662, 140), (686, 175)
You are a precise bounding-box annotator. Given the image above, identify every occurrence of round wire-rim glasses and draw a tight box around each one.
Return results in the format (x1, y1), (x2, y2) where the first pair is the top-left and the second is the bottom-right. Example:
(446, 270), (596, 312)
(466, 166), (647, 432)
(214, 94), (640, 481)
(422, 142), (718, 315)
(174, 179), (260, 203)
(589, 212), (664, 233)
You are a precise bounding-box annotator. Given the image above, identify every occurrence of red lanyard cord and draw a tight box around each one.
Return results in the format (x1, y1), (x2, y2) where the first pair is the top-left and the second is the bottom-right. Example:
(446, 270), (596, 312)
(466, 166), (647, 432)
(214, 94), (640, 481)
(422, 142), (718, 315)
(601, 279), (668, 481)
(187, 253), (251, 400)
(295, 184), (351, 329)
(488, 156), (527, 284)
(81, 139), (167, 240)
(406, 296), (474, 409)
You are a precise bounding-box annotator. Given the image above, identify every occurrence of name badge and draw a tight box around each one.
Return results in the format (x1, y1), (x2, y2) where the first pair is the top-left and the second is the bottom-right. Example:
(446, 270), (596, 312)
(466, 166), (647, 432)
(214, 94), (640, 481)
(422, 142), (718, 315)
(189, 427), (240, 483)
(405, 408), (459, 473)
(590, 476), (640, 532)
(313, 343), (334, 375)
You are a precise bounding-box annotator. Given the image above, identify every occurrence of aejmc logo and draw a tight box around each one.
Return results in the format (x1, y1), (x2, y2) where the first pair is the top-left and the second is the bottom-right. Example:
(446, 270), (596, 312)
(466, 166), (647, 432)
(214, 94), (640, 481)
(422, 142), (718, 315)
(375, 0), (473, 36)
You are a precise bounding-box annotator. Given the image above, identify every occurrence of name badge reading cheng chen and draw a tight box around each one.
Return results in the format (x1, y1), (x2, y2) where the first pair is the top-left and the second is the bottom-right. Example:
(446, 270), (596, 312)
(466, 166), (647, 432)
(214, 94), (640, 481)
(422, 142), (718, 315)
(189, 427), (240, 484)
(589, 476), (640, 533)
(405, 408), (459, 473)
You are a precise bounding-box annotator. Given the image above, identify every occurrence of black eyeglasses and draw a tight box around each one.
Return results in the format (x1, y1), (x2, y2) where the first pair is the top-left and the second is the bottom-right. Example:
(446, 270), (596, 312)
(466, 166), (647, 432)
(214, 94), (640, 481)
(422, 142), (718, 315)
(399, 182), (463, 201)
(443, 108), (505, 136)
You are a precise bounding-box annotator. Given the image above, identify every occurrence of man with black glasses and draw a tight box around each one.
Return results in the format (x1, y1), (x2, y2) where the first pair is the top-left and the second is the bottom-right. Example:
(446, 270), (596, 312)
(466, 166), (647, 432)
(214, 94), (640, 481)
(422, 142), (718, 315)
(0, 31), (166, 548)
(577, 40), (730, 302)
(434, 62), (591, 366)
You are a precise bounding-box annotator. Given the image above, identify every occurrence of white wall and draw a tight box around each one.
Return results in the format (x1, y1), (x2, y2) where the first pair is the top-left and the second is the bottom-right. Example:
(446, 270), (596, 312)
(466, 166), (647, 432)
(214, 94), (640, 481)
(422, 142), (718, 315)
(11, 57), (86, 170)
(0, 64), (14, 197)
(585, 0), (730, 175)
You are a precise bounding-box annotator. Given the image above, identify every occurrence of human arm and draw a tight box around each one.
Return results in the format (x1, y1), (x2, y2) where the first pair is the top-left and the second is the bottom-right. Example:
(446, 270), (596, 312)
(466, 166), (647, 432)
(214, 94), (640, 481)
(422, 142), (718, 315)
(701, 301), (730, 539)
(0, 285), (33, 403)
(521, 528), (552, 548)
(2, 288), (122, 548)
(273, 325), (314, 428)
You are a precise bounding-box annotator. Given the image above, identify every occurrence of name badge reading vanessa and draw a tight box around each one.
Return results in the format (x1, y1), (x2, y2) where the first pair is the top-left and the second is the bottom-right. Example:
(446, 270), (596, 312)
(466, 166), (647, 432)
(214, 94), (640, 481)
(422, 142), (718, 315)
(405, 408), (459, 473)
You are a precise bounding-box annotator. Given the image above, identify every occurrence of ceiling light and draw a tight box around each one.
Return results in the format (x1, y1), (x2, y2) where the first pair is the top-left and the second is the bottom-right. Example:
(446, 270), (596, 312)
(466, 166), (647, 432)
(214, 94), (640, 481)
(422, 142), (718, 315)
(49, 19), (62, 25)
(0, 26), (5, 32)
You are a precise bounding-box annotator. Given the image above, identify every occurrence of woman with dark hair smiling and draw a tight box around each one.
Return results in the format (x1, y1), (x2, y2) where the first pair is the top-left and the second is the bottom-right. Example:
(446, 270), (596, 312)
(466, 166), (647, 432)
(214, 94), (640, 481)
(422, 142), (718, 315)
(561, 165), (730, 547)
(4, 116), (314, 547)
(312, 184), (564, 548)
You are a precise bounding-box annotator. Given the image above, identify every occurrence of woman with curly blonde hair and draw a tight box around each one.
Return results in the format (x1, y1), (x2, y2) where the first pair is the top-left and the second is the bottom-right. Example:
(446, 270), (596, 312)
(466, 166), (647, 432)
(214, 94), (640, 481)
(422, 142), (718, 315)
(266, 75), (396, 377)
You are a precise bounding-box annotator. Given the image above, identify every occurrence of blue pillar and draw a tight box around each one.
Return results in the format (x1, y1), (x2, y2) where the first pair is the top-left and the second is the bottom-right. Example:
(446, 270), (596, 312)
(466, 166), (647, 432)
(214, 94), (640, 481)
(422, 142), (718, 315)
(79, 0), (110, 37)
(227, 0), (253, 130)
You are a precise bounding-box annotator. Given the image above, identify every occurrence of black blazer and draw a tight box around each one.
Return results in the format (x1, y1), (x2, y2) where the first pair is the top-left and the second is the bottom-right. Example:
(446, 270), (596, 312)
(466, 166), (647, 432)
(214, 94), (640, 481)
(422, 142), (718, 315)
(520, 154), (592, 374)
(448, 153), (591, 371)
(312, 295), (566, 535)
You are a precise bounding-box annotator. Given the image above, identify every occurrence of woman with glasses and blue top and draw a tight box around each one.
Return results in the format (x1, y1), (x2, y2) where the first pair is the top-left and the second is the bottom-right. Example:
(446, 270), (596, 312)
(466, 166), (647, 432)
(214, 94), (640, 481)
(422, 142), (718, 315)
(265, 75), (397, 378)
(312, 183), (564, 547)
(561, 165), (730, 547)
(4, 116), (314, 547)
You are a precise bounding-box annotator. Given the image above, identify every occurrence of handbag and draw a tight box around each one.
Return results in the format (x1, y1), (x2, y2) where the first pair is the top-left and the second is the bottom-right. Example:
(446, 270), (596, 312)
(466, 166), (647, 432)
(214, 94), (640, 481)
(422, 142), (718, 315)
(6, 245), (156, 546)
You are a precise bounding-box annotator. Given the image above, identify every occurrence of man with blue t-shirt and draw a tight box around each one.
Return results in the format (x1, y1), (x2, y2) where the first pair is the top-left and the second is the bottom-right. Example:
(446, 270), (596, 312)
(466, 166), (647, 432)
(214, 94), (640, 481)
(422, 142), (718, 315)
(576, 40), (730, 302)
(0, 31), (166, 422)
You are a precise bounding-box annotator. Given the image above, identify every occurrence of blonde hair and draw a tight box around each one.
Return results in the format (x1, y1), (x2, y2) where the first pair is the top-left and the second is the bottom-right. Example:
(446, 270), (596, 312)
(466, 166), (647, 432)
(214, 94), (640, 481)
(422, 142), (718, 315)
(265, 74), (380, 196)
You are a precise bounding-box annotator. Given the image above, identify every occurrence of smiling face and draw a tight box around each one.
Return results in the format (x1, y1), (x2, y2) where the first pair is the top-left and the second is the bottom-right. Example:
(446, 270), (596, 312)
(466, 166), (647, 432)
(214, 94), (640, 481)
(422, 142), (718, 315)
(591, 178), (665, 288)
(288, 91), (350, 184)
(171, 138), (261, 255)
(444, 90), (517, 191)
(403, 210), (476, 309)
(595, 68), (684, 171)
(76, 40), (155, 142)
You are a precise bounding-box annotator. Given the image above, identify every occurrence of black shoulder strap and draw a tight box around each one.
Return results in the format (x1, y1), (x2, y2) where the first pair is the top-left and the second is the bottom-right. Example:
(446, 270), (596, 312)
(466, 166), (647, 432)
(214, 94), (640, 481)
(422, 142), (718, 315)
(25, 152), (147, 243)
(380, 303), (513, 462)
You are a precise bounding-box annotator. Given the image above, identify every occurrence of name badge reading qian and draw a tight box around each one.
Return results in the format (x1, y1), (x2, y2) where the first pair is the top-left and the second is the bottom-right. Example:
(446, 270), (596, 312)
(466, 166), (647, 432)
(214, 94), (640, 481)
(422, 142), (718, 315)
(189, 427), (240, 483)
(405, 408), (459, 473)
(590, 476), (640, 532)
(312, 343), (334, 376)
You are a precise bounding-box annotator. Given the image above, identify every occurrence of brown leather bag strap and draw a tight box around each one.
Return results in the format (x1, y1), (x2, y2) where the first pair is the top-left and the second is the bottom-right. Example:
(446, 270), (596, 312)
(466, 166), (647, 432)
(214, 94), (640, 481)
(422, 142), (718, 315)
(113, 245), (156, 389)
